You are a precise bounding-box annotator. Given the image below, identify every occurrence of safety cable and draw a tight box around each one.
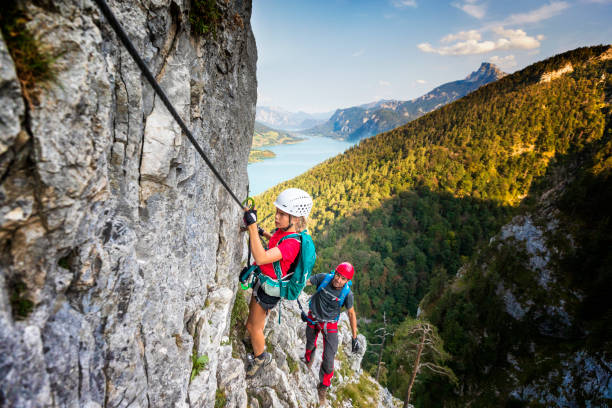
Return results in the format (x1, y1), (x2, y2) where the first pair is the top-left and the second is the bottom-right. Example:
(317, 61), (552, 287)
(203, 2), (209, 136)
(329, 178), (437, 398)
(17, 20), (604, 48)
(94, 0), (245, 208)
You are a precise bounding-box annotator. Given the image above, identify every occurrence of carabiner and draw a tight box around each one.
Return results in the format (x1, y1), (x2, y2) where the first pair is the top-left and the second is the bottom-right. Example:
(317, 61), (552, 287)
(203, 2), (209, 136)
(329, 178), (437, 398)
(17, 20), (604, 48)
(242, 197), (255, 210)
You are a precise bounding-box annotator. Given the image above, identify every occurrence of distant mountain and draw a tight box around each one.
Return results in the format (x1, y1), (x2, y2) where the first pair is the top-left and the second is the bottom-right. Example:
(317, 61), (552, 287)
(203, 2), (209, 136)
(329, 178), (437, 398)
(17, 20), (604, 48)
(304, 62), (506, 141)
(256, 106), (333, 131)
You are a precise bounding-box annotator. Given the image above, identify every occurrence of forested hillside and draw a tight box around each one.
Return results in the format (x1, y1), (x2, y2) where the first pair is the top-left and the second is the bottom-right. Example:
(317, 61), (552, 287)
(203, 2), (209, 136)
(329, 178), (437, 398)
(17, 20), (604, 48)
(254, 45), (611, 405)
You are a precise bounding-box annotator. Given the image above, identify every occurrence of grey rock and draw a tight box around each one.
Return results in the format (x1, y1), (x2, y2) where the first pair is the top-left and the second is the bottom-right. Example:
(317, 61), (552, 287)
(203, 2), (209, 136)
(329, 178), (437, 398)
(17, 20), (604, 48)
(0, 0), (255, 406)
(0, 32), (24, 157)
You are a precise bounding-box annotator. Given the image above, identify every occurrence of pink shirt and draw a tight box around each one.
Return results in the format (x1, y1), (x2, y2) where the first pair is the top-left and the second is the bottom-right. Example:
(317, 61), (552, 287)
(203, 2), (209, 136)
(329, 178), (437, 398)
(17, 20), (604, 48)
(257, 230), (301, 279)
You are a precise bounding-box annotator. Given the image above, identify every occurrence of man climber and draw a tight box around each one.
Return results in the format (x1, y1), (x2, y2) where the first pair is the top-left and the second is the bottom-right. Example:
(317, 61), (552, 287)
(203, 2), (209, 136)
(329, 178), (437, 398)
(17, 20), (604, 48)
(301, 262), (360, 404)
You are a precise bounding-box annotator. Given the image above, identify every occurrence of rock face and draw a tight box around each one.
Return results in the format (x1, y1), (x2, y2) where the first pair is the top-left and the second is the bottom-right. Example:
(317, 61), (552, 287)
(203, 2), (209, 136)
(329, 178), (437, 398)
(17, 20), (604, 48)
(0, 0), (256, 406)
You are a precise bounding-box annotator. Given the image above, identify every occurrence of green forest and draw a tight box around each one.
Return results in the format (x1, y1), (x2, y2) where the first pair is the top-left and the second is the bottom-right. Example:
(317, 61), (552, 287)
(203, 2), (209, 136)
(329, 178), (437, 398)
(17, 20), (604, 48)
(254, 45), (611, 406)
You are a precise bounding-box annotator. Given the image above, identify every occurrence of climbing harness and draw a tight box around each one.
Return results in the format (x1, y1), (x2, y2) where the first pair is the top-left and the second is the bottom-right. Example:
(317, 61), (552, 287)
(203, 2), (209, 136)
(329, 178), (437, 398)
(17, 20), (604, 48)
(93, 0), (246, 209)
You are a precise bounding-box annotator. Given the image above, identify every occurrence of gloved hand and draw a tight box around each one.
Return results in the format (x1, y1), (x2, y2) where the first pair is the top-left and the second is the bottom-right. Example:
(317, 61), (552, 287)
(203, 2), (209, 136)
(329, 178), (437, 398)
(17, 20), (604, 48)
(300, 311), (309, 323)
(351, 337), (360, 353)
(243, 208), (257, 226)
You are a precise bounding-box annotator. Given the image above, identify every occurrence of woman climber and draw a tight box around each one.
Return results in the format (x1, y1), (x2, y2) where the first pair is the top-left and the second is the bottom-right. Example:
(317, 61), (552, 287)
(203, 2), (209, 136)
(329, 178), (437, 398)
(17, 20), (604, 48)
(241, 188), (313, 378)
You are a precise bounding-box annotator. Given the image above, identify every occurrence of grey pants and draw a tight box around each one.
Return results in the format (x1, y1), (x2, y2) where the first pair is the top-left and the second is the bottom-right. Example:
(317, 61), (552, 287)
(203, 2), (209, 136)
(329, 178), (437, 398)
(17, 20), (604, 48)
(305, 312), (338, 387)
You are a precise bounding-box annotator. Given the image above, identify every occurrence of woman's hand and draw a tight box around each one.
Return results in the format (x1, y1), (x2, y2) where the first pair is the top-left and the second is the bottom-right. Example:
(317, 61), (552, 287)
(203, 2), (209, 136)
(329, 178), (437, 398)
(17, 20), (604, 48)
(243, 208), (257, 226)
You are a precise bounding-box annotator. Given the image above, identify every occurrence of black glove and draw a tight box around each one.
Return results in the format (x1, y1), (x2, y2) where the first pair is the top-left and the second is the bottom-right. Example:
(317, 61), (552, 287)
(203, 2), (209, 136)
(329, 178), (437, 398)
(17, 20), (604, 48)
(243, 209), (257, 226)
(351, 337), (360, 353)
(300, 311), (309, 323)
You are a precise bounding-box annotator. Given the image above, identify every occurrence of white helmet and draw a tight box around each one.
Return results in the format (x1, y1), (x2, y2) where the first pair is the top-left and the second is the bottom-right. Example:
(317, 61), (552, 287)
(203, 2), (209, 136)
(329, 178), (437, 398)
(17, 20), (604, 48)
(274, 188), (313, 218)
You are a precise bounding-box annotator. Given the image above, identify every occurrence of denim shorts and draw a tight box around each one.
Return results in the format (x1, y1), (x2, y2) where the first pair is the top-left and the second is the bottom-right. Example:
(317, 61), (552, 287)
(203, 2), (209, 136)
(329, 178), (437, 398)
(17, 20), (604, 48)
(254, 285), (280, 311)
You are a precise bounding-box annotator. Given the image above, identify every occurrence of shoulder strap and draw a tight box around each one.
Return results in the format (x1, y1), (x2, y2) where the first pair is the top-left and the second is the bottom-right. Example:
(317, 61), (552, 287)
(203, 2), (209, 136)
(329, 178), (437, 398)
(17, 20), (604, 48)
(277, 233), (301, 244)
(272, 233), (302, 282)
(316, 273), (334, 293)
(338, 280), (352, 307)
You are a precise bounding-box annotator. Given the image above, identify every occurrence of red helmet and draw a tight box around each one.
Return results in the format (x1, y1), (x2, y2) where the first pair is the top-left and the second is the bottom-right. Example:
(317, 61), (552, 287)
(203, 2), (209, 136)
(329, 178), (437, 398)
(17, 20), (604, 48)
(335, 262), (354, 280)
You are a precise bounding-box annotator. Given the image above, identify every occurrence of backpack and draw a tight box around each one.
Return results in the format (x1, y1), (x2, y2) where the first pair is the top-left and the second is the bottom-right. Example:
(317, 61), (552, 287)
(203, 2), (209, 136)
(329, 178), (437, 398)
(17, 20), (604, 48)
(310, 272), (352, 321)
(240, 230), (316, 301)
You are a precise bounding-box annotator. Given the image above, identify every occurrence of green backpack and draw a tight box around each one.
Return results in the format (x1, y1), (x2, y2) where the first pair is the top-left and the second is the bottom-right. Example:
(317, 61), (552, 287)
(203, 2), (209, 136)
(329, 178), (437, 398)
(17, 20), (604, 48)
(240, 230), (316, 301)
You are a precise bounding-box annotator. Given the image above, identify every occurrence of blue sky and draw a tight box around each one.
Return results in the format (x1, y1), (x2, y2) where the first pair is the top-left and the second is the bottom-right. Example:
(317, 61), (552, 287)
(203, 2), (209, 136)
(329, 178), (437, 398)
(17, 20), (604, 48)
(251, 0), (612, 113)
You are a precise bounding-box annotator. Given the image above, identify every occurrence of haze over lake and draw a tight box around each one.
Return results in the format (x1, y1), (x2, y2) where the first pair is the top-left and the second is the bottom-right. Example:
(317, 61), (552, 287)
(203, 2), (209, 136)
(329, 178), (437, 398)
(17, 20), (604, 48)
(248, 136), (355, 195)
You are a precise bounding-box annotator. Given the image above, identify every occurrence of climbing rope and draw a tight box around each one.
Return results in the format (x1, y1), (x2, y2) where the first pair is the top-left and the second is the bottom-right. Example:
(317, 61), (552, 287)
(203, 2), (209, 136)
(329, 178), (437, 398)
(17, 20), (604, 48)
(94, 0), (246, 209)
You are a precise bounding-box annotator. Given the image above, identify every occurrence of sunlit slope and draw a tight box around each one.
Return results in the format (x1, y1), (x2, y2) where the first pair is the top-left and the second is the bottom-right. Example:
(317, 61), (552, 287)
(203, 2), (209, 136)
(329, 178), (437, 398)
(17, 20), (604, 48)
(254, 45), (610, 323)
(414, 60), (612, 408)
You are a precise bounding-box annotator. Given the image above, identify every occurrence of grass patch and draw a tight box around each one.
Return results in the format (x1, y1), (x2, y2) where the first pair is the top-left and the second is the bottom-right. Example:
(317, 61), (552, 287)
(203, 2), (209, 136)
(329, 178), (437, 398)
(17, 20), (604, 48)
(336, 345), (352, 378)
(215, 387), (227, 408)
(230, 289), (249, 358)
(265, 333), (274, 353)
(9, 279), (34, 320)
(287, 354), (298, 374)
(189, 0), (221, 38)
(190, 351), (209, 381)
(333, 373), (380, 408)
(0, 2), (59, 106)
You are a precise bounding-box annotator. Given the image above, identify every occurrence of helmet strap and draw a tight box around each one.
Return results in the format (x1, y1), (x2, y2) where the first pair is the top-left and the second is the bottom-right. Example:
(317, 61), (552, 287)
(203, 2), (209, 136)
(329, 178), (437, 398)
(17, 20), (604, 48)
(282, 215), (293, 232)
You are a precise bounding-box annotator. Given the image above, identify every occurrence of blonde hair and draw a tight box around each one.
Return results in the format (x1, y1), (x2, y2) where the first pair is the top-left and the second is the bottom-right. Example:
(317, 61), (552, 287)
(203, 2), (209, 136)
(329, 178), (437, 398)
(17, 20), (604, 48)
(293, 216), (308, 232)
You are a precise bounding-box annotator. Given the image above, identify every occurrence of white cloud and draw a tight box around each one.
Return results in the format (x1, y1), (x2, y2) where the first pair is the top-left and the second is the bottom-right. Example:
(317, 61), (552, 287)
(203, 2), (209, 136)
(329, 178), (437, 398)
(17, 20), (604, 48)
(489, 55), (517, 69)
(442, 30), (481, 43)
(352, 49), (365, 57)
(392, 0), (417, 8)
(418, 27), (541, 55)
(453, 1), (487, 19)
(379, 80), (391, 86)
(492, 27), (541, 49)
(417, 2), (571, 58)
(502, 1), (569, 25)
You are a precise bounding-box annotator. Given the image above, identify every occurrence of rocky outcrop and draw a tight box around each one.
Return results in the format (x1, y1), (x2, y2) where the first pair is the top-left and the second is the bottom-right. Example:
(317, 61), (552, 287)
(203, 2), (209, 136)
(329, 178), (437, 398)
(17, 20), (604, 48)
(539, 63), (574, 83)
(0, 0), (256, 406)
(224, 290), (402, 408)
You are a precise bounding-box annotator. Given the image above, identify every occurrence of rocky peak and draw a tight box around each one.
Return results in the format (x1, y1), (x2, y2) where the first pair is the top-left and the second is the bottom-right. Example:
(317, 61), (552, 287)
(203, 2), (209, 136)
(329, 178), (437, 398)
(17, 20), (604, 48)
(465, 62), (506, 83)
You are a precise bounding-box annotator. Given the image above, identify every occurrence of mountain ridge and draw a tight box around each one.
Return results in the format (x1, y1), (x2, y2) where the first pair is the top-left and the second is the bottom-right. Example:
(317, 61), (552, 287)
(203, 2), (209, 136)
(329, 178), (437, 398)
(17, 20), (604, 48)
(303, 62), (506, 141)
(255, 106), (333, 130)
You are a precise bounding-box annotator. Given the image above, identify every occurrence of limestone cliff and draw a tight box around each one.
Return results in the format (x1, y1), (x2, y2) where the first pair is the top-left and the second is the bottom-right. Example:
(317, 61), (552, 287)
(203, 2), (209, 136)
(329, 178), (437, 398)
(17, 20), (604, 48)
(0, 1), (399, 407)
(1, 0), (255, 406)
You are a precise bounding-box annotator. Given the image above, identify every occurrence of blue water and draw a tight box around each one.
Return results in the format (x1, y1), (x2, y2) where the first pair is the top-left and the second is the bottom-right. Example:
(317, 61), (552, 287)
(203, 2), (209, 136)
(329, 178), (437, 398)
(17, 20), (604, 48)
(248, 136), (355, 195)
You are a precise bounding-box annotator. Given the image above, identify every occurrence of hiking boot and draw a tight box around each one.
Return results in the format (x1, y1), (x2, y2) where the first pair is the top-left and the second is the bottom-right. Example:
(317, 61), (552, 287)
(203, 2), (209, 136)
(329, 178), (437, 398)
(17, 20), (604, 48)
(301, 356), (314, 369)
(246, 352), (272, 378)
(317, 383), (327, 405)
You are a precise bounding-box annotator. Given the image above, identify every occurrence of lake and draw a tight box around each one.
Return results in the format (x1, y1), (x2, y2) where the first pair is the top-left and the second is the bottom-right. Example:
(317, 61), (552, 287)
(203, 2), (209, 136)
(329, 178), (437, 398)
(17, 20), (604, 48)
(248, 135), (356, 195)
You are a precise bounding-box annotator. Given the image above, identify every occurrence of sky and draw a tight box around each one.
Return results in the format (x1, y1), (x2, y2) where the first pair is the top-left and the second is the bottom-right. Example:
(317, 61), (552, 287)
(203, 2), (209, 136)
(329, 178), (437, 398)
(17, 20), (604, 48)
(251, 0), (612, 114)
